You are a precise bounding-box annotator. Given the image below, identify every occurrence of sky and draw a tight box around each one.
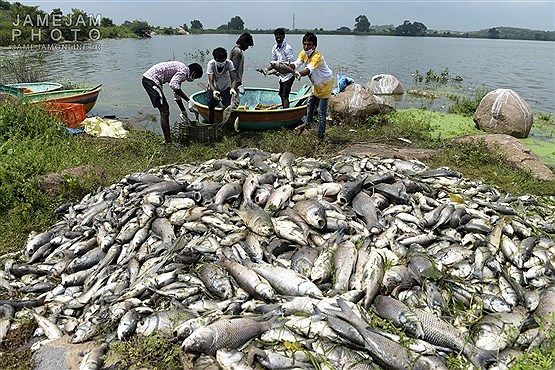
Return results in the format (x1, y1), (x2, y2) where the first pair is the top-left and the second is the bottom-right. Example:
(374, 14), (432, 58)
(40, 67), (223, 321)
(19, 0), (555, 32)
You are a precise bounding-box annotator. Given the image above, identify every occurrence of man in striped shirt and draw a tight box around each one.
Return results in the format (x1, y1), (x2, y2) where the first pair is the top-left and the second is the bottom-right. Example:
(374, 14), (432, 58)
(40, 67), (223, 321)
(142, 61), (203, 143)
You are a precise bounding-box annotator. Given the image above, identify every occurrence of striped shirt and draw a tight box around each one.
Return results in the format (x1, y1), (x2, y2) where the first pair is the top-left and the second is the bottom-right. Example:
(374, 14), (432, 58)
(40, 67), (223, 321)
(271, 41), (294, 82)
(143, 61), (190, 100)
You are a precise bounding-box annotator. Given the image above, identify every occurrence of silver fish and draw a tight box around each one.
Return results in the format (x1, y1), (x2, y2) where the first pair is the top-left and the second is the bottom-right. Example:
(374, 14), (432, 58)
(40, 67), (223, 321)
(221, 259), (275, 301)
(292, 199), (327, 229)
(245, 260), (323, 298)
(182, 315), (274, 355)
(238, 201), (274, 237)
(79, 342), (108, 370)
(198, 263), (233, 300)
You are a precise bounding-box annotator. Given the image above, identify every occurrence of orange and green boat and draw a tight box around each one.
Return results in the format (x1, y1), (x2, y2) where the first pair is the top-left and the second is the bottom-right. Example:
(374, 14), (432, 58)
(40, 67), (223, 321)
(20, 84), (102, 113)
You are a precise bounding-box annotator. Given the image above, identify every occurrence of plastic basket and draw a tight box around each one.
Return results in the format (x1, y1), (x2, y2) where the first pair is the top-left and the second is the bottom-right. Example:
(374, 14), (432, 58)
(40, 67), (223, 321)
(0, 85), (24, 98)
(177, 121), (222, 143)
(43, 103), (86, 128)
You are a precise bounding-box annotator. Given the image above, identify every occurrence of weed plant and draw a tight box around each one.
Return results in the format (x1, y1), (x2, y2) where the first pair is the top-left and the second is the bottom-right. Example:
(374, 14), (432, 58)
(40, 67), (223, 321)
(448, 87), (489, 116)
(0, 52), (47, 84)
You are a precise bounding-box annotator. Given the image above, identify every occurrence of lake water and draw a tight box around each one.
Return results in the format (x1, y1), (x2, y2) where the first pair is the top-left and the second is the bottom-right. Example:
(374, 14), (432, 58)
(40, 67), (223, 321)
(8, 35), (555, 131)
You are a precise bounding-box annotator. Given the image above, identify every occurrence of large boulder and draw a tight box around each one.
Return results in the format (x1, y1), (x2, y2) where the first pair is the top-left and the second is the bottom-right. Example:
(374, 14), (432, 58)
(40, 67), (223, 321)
(176, 27), (190, 35)
(366, 74), (404, 95)
(329, 84), (393, 124)
(456, 134), (554, 181)
(473, 89), (533, 138)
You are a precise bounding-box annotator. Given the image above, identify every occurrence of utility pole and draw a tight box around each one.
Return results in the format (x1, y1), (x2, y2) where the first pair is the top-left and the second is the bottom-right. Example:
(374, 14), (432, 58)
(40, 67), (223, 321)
(292, 13), (295, 30)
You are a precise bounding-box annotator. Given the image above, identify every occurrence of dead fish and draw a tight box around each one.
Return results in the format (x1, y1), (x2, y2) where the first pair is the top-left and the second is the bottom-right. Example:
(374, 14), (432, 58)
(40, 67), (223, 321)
(221, 259), (275, 301)
(292, 200), (327, 229)
(30, 309), (63, 340)
(244, 260), (323, 298)
(257, 61), (300, 79)
(136, 309), (196, 337)
(182, 314), (275, 355)
(198, 263), (233, 300)
(25, 231), (53, 257)
(209, 182), (242, 212)
(79, 342), (108, 370)
(116, 309), (139, 340)
(337, 177), (366, 205)
(218, 107), (232, 129)
(238, 201), (274, 237)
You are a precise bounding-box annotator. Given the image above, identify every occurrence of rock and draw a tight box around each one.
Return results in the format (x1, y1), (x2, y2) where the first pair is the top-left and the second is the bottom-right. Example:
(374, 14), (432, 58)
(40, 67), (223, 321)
(367, 74), (404, 95)
(176, 27), (190, 35)
(456, 134), (554, 181)
(329, 84), (394, 124)
(33, 336), (96, 370)
(342, 143), (440, 161)
(38, 165), (106, 196)
(474, 89), (533, 138)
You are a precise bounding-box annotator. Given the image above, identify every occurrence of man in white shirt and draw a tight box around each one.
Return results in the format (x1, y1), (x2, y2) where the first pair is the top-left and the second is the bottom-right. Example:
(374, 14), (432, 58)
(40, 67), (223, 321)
(270, 28), (295, 108)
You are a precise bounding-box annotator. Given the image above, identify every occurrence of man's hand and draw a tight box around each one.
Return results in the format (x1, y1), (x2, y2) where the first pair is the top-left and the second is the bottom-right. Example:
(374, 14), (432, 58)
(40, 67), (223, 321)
(213, 90), (221, 101)
(230, 88), (237, 98)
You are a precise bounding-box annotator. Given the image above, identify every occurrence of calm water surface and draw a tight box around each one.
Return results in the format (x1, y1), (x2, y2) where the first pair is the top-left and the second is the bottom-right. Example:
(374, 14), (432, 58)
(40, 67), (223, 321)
(14, 35), (555, 132)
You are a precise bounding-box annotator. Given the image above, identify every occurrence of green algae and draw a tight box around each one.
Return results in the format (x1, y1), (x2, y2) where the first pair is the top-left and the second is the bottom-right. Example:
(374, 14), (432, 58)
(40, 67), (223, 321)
(396, 109), (555, 168)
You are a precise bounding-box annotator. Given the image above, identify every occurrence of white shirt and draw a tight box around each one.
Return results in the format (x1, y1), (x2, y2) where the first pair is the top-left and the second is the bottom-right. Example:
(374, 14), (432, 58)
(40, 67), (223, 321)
(272, 41), (294, 82)
(206, 59), (235, 91)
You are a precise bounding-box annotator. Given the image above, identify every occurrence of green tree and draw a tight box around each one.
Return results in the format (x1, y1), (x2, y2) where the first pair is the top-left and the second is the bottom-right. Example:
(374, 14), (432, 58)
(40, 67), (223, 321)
(190, 19), (203, 30)
(101, 17), (115, 27)
(354, 15), (370, 32)
(227, 16), (244, 30)
(395, 20), (428, 36)
(0, 0), (10, 10)
(126, 19), (152, 37)
(160, 27), (174, 35)
(488, 27), (500, 39)
(181, 23), (188, 31)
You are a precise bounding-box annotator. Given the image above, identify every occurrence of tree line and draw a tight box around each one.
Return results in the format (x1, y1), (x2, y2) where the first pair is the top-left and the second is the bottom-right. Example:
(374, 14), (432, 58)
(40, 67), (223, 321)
(0, 1), (553, 46)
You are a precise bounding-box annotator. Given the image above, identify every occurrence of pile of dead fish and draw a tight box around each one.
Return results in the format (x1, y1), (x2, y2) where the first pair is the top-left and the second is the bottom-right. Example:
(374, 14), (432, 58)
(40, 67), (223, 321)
(1, 148), (554, 370)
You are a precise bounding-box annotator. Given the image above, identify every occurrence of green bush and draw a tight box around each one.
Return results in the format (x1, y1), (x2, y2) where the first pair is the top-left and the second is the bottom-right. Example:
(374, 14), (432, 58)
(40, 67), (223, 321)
(448, 87), (489, 116)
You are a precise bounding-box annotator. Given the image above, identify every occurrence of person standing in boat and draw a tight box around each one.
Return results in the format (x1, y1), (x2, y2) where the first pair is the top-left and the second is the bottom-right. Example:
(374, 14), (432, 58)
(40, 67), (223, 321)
(142, 61), (203, 143)
(206, 47), (237, 125)
(291, 32), (333, 144)
(270, 28), (295, 108)
(229, 32), (254, 95)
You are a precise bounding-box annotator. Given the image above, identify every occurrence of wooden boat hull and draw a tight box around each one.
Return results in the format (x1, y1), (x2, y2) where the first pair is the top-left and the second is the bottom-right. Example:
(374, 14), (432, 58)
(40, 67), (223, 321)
(5, 82), (64, 94)
(20, 86), (101, 113)
(190, 87), (307, 130)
